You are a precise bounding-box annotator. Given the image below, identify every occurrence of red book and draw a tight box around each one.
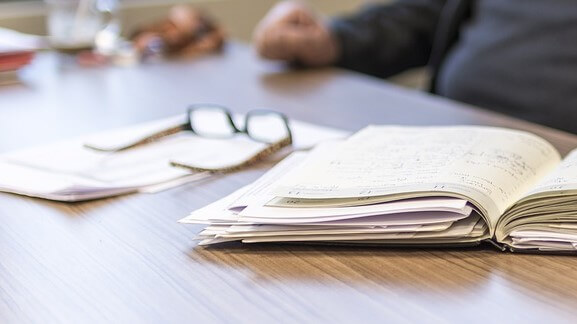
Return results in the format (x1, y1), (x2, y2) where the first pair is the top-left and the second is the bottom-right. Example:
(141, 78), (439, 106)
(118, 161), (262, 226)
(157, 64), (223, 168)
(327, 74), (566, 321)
(0, 49), (35, 71)
(0, 27), (45, 72)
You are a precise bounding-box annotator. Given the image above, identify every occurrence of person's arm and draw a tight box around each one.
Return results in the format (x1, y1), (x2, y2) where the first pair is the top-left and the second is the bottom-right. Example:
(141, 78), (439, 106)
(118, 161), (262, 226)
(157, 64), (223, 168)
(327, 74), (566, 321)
(331, 0), (447, 78)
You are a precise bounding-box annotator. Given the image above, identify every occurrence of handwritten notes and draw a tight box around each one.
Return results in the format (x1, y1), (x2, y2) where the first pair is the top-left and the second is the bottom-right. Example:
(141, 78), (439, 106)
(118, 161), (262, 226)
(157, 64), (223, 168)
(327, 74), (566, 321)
(524, 149), (577, 196)
(273, 126), (560, 225)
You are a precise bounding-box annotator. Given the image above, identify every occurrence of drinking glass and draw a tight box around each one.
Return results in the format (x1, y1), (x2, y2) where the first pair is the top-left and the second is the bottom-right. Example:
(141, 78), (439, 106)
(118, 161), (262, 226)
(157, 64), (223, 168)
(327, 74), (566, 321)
(45, 0), (120, 53)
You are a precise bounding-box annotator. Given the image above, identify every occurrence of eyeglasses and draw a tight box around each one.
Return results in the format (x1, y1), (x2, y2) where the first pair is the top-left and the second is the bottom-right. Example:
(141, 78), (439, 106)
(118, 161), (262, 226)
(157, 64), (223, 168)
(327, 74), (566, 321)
(84, 104), (293, 172)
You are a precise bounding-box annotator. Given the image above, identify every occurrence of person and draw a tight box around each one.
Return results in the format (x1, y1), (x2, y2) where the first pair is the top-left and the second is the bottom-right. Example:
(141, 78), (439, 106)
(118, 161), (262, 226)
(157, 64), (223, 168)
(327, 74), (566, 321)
(253, 0), (577, 134)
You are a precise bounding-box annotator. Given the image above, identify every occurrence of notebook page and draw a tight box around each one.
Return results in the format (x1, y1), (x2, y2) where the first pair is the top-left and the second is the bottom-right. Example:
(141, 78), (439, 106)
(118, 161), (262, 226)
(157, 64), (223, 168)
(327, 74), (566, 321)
(522, 149), (577, 197)
(273, 126), (560, 228)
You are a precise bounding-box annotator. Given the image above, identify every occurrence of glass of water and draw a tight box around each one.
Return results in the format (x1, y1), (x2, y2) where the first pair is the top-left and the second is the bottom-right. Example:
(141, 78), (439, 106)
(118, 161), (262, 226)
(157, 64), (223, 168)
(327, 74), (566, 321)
(45, 0), (120, 53)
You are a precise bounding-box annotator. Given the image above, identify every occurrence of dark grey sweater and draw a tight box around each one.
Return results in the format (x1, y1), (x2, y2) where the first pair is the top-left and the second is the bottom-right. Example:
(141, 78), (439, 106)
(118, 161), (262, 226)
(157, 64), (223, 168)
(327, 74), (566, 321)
(436, 0), (577, 132)
(332, 0), (577, 133)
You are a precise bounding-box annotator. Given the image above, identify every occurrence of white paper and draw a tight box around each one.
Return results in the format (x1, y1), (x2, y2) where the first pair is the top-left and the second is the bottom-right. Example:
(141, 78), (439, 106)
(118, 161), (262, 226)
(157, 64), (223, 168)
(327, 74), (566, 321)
(238, 215), (483, 243)
(1, 115), (346, 201)
(240, 197), (471, 219)
(209, 222), (453, 237)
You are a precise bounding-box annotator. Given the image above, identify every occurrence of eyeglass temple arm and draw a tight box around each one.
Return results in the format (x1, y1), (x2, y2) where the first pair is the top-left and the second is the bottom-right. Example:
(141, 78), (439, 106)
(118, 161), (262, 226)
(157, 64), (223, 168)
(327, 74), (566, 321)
(84, 124), (189, 152)
(170, 135), (292, 174)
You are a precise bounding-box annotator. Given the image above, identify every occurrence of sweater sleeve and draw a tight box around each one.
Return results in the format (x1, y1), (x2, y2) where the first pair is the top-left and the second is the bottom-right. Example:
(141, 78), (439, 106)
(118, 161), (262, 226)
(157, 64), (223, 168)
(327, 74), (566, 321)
(330, 0), (447, 78)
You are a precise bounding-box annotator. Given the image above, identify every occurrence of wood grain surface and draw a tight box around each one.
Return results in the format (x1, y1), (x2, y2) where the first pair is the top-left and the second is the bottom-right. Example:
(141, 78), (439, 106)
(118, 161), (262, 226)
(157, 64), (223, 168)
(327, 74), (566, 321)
(1, 43), (577, 323)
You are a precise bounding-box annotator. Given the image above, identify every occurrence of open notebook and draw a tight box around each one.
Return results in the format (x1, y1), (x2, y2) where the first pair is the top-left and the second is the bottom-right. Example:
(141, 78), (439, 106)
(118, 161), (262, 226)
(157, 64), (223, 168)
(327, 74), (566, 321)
(0, 115), (346, 201)
(180, 125), (577, 253)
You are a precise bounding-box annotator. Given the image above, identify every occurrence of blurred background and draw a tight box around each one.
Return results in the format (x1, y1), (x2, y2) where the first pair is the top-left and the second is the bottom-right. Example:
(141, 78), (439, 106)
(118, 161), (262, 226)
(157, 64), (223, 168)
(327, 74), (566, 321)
(0, 0), (365, 40)
(0, 0), (425, 88)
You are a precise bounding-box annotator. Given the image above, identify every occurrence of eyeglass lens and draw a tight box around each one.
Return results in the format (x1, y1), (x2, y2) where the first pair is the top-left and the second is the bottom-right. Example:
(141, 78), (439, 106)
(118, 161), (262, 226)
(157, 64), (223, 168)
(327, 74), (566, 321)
(188, 105), (291, 144)
(246, 112), (291, 144)
(188, 106), (237, 138)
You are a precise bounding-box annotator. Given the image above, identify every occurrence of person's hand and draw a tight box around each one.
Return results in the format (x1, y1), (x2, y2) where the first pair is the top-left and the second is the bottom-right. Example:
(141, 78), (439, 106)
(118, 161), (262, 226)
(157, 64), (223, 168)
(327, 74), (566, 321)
(253, 1), (340, 66)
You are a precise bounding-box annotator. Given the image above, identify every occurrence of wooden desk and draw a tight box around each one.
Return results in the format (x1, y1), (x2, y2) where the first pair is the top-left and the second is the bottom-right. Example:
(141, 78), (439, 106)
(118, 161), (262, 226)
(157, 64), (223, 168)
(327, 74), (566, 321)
(2, 43), (577, 323)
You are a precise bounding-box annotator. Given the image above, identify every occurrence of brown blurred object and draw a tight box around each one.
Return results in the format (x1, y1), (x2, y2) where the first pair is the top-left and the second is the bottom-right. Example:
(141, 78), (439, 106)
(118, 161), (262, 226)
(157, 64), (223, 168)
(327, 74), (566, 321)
(130, 5), (225, 58)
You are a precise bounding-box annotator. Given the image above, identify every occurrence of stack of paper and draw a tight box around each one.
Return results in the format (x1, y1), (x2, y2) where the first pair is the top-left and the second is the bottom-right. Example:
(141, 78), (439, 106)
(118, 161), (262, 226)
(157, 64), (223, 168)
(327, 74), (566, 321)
(182, 125), (577, 253)
(180, 145), (488, 246)
(0, 115), (346, 201)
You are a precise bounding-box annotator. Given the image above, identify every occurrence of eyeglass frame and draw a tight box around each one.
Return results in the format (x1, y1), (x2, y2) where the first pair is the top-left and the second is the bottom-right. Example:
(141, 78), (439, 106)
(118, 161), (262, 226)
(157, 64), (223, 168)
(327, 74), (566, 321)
(185, 104), (293, 144)
(83, 103), (293, 173)
(85, 104), (293, 152)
